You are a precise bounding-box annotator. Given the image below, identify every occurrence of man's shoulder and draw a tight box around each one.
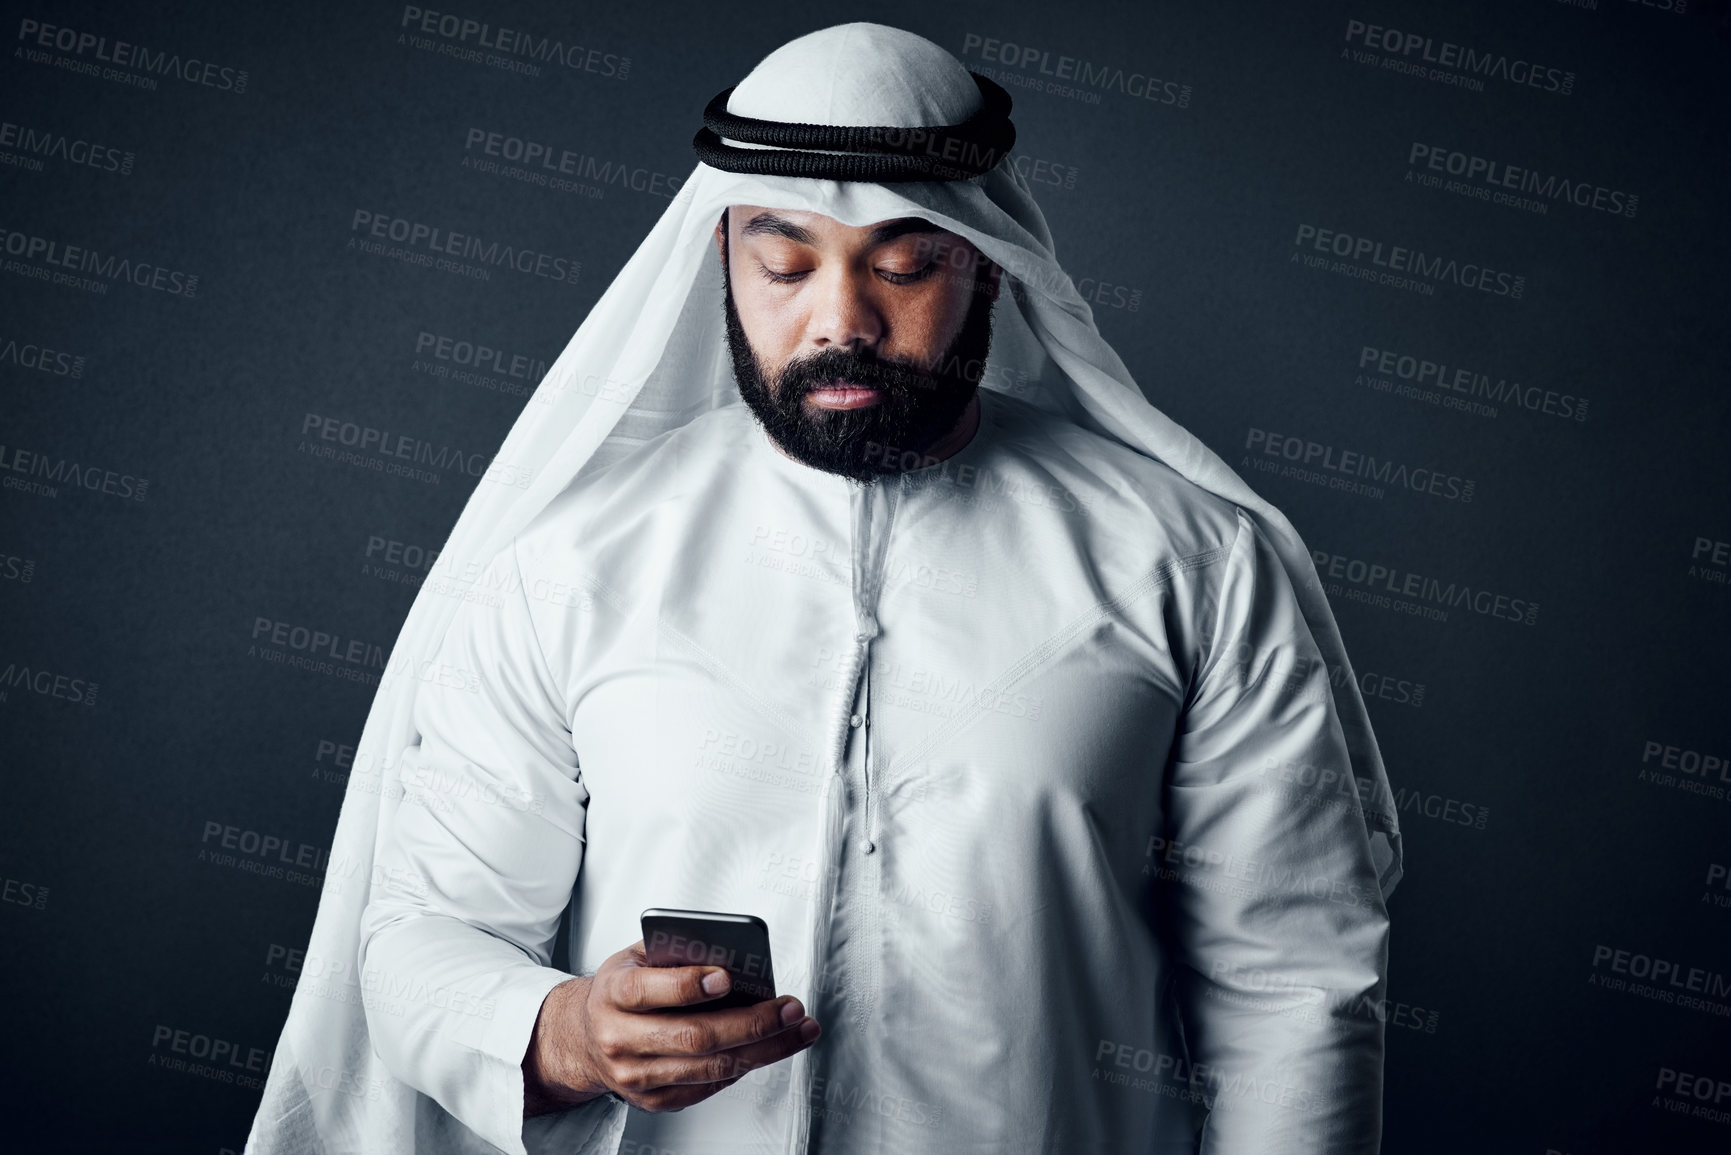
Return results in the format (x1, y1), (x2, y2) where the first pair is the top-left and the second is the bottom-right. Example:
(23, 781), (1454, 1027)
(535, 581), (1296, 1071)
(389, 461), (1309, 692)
(511, 402), (756, 566)
(981, 390), (1246, 563)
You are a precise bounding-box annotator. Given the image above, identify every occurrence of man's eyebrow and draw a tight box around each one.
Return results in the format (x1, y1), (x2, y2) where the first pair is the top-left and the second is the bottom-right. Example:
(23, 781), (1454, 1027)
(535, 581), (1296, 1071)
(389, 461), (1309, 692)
(863, 217), (946, 246)
(739, 212), (946, 248)
(741, 212), (818, 244)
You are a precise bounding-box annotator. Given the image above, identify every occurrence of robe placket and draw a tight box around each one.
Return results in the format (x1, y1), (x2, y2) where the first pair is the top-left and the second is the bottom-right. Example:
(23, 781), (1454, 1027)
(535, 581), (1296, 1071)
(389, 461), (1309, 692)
(788, 475), (901, 1154)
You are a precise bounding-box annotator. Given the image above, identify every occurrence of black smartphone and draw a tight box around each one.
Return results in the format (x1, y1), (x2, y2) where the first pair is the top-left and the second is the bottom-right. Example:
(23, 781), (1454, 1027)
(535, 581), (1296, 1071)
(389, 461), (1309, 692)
(640, 908), (776, 1011)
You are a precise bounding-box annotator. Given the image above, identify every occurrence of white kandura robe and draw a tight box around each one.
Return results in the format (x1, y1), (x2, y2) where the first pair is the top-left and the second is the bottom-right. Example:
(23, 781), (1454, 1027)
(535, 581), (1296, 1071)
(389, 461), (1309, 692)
(357, 388), (1391, 1155)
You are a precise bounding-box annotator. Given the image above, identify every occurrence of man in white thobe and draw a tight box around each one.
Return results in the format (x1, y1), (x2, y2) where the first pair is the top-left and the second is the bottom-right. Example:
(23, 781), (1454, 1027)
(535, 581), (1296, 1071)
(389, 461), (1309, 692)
(249, 22), (1400, 1155)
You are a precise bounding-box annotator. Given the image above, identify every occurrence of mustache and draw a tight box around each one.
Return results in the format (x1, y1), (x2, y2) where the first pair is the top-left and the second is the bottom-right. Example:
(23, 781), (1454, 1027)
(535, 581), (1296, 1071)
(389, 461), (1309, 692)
(773, 346), (943, 398)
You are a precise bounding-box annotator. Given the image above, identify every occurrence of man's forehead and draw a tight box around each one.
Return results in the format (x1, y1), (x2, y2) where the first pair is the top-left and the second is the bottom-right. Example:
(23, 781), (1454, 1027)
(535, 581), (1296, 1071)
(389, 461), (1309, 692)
(731, 206), (958, 248)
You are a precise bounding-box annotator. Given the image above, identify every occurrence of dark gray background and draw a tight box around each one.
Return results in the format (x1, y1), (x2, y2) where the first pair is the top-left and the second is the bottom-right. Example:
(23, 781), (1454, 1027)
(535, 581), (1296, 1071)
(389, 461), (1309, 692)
(2, 1), (1727, 1151)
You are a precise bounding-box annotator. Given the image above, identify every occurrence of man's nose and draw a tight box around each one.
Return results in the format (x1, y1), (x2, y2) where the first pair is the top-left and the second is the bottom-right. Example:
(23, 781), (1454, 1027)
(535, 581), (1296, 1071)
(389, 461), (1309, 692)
(807, 267), (884, 351)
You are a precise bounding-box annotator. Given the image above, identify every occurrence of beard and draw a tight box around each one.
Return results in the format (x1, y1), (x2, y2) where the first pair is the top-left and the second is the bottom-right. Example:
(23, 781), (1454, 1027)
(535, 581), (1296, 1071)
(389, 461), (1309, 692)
(721, 241), (997, 483)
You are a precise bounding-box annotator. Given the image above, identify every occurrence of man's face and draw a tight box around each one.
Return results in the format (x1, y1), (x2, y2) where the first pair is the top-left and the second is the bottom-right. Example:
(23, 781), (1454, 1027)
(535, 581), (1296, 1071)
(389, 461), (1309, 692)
(716, 204), (1002, 482)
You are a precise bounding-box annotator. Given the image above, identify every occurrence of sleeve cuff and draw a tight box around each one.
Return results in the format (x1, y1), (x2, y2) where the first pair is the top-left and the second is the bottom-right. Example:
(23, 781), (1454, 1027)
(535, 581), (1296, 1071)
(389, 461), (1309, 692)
(461, 964), (579, 1155)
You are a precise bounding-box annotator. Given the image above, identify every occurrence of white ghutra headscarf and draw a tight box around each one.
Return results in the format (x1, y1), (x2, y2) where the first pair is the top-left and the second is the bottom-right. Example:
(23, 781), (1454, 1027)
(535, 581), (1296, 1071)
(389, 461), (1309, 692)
(248, 21), (1402, 1153)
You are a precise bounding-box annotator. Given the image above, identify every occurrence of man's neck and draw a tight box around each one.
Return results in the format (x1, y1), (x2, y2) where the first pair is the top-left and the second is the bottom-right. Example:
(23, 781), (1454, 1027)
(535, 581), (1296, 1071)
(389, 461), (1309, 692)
(764, 392), (983, 477)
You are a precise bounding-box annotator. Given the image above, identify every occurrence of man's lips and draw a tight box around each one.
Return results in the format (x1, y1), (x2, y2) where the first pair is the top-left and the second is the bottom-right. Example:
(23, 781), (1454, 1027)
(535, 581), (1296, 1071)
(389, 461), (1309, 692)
(804, 383), (884, 409)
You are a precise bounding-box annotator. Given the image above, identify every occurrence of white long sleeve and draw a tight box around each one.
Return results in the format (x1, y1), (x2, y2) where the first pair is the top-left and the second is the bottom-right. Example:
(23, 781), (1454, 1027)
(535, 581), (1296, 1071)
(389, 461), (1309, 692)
(358, 540), (605, 1155)
(1161, 510), (1391, 1153)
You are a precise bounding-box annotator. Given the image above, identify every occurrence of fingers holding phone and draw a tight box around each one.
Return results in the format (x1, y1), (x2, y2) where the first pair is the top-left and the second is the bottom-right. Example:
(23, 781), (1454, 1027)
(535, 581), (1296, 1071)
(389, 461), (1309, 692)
(618, 938), (821, 1086)
(524, 926), (820, 1116)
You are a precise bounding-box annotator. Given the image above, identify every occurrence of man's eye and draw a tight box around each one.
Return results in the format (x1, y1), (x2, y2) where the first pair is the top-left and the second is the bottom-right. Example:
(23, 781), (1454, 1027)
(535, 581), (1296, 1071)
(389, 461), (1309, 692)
(753, 262), (937, 285)
(757, 265), (808, 284)
(878, 263), (937, 285)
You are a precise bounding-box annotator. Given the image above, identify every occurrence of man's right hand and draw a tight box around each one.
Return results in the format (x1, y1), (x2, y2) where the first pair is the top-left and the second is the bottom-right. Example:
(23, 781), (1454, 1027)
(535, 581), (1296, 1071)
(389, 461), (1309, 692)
(522, 938), (822, 1116)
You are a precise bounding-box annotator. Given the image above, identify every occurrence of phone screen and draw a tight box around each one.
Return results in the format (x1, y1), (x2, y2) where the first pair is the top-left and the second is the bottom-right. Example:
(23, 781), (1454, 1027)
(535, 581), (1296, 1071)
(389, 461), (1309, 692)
(640, 908), (776, 1011)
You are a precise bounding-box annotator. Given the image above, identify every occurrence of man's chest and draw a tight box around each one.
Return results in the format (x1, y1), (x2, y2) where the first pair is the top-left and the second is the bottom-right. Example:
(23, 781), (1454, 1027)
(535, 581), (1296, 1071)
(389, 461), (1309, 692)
(530, 483), (1195, 871)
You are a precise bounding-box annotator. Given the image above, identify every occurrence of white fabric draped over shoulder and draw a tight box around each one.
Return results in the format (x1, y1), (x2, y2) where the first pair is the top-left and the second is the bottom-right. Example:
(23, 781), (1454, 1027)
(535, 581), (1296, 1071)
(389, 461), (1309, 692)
(247, 20), (1401, 1154)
